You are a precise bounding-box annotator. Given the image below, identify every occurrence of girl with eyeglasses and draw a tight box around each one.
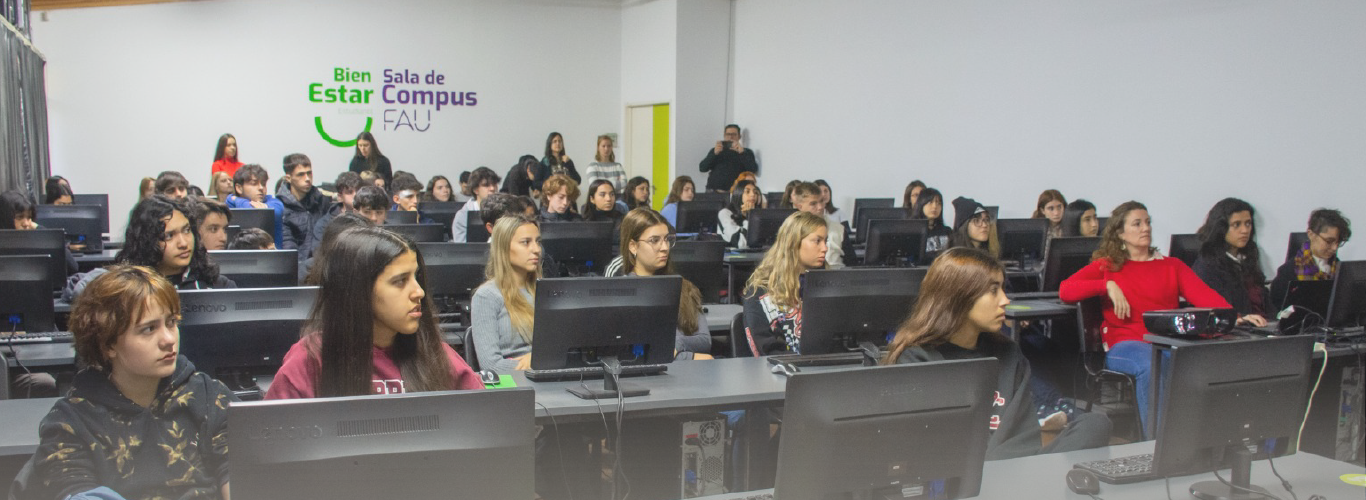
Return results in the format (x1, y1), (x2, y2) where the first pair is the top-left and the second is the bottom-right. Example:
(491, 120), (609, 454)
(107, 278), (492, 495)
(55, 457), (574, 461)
(617, 209), (713, 359)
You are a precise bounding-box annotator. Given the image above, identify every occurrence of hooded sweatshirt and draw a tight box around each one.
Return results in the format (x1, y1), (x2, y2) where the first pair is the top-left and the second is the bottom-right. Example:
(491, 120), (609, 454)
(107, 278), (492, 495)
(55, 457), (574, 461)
(30, 356), (236, 500)
(276, 184), (331, 256)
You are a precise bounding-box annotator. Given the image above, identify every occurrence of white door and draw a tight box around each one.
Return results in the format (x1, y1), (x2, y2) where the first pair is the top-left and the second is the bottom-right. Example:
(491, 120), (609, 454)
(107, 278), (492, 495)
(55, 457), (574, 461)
(625, 105), (654, 183)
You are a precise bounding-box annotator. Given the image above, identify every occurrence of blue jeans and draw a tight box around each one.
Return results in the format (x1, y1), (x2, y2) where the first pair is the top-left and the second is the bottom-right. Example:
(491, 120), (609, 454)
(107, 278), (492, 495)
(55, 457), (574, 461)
(1105, 341), (1153, 439)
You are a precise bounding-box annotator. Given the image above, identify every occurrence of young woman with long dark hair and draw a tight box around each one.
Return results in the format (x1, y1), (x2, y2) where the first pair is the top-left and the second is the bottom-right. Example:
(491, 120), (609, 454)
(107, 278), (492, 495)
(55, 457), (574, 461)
(813, 179), (843, 224)
(1031, 189), (1067, 239)
(949, 197), (1001, 259)
(718, 180), (762, 248)
(1060, 199), (1099, 237)
(470, 215), (543, 373)
(619, 209), (712, 359)
(902, 179), (927, 210)
(582, 179), (625, 241)
(267, 227), (481, 398)
(537, 132), (581, 191)
(347, 131), (393, 187)
(910, 187), (950, 260)
(623, 176), (652, 211)
(1191, 198), (1270, 326)
(209, 133), (241, 178)
(423, 175), (455, 203)
(659, 176), (696, 228)
(742, 211), (828, 355)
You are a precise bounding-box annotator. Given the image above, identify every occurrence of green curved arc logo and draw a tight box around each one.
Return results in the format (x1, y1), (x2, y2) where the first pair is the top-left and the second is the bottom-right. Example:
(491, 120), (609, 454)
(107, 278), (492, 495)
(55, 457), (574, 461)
(314, 116), (373, 147)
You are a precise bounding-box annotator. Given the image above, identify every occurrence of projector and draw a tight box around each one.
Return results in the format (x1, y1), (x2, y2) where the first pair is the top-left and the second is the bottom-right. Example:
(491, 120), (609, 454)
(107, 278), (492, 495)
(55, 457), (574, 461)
(1142, 308), (1237, 336)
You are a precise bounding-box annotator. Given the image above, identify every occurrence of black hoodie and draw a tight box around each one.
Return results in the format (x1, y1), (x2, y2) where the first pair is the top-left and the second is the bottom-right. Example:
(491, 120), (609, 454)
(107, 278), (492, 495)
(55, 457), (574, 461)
(277, 184), (332, 256)
(30, 355), (237, 500)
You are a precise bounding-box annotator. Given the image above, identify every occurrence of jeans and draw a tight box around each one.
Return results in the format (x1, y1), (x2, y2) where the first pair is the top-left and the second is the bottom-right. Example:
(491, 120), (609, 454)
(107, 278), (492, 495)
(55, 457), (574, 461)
(1104, 340), (1153, 438)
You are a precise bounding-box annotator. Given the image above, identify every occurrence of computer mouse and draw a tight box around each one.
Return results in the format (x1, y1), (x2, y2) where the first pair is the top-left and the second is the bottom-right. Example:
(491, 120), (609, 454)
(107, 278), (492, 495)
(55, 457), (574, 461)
(1066, 468), (1100, 495)
(479, 370), (500, 385)
(770, 361), (800, 377)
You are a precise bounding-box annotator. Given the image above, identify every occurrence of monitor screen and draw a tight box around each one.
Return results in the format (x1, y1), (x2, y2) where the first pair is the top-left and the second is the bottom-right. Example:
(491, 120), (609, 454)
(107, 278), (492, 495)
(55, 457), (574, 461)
(800, 267), (927, 356)
(415, 242), (488, 297)
(177, 286), (316, 378)
(996, 218), (1049, 264)
(775, 359), (998, 500)
(385, 210), (419, 225)
(863, 218), (928, 267)
(855, 207), (908, 243)
(71, 194), (110, 233)
(530, 275), (680, 371)
(852, 198), (895, 239)
(691, 192), (729, 207)
(539, 221), (613, 275)
(229, 388), (535, 500)
(418, 201), (461, 240)
(228, 208), (275, 237)
(0, 229), (67, 291)
(670, 240), (725, 304)
(208, 249), (299, 288)
(35, 204), (103, 253)
(675, 201), (721, 234)
(1326, 260), (1366, 328)
(465, 210), (490, 243)
(1041, 237), (1099, 292)
(745, 209), (797, 249)
(384, 223), (446, 243)
(0, 255), (55, 333)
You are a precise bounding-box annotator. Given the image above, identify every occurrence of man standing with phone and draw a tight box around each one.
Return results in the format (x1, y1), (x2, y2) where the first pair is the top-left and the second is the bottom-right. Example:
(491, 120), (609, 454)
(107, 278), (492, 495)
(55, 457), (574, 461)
(699, 124), (758, 193)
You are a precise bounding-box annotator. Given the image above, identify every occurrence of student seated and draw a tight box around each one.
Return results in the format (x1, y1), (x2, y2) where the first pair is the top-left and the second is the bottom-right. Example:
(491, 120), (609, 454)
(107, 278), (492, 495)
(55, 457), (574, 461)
(1032, 189), (1067, 240)
(276, 153), (330, 256)
(1061, 199), (1100, 237)
(618, 209), (712, 360)
(718, 179), (762, 248)
(502, 155), (539, 197)
(1191, 198), (1270, 326)
(29, 265), (236, 500)
(153, 171), (190, 200)
(884, 248), (1110, 460)
(191, 196), (231, 251)
(266, 227), (481, 399)
(207, 172), (233, 203)
(1059, 201), (1239, 435)
(136, 177), (155, 202)
(902, 179), (927, 210)
(470, 215), (542, 373)
(43, 181), (73, 205)
(452, 167), (501, 242)
(539, 174), (582, 222)
(2, 190), (78, 273)
(228, 227), (275, 250)
(909, 187), (950, 260)
(659, 176), (696, 228)
(949, 196), (1001, 259)
(1270, 209), (1351, 310)
(790, 181), (844, 268)
(224, 164), (285, 247)
(623, 176), (652, 211)
(301, 212), (374, 285)
(349, 185), (389, 227)
(423, 175), (455, 203)
(814, 179), (845, 225)
(581, 179), (624, 242)
(388, 174), (423, 212)
(308, 171), (362, 259)
(742, 211), (828, 355)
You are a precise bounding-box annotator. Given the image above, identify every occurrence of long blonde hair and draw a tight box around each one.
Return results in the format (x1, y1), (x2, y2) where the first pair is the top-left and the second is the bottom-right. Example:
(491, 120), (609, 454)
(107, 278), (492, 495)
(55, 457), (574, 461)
(484, 215), (542, 342)
(619, 208), (703, 335)
(207, 172), (231, 200)
(744, 211), (827, 311)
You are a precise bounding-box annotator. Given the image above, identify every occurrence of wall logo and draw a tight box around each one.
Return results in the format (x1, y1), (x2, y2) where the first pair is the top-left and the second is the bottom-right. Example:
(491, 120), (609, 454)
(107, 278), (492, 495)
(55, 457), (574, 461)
(308, 67), (479, 147)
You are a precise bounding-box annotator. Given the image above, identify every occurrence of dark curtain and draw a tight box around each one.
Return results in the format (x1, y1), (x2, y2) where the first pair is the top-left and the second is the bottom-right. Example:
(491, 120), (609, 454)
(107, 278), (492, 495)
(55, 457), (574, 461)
(0, 15), (48, 197)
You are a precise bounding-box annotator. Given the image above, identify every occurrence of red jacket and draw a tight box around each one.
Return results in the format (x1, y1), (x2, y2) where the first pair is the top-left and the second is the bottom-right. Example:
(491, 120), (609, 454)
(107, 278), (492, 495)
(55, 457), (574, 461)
(211, 158), (243, 178)
(265, 335), (483, 399)
(1060, 256), (1230, 348)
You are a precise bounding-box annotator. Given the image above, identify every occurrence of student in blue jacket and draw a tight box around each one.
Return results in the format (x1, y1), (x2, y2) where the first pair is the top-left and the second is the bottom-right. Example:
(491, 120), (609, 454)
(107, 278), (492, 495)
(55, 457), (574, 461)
(224, 163), (285, 247)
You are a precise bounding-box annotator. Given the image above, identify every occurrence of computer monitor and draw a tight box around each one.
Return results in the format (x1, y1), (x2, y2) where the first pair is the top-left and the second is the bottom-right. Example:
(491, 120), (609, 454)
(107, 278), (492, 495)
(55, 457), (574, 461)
(530, 276), (680, 399)
(862, 219), (928, 267)
(775, 358), (998, 500)
(852, 197), (895, 235)
(539, 221), (614, 276)
(229, 388), (535, 500)
(675, 201), (720, 234)
(764, 191), (784, 208)
(1149, 335), (1313, 499)
(385, 210), (419, 225)
(800, 268), (927, 361)
(35, 204), (104, 253)
(71, 193), (109, 234)
(385, 223), (446, 243)
(0, 255), (55, 333)
(465, 210), (490, 243)
(207, 249), (299, 288)
(670, 240), (725, 304)
(1041, 237), (1099, 292)
(856, 207), (908, 243)
(996, 218), (1050, 265)
(1325, 260), (1366, 328)
(745, 208), (797, 249)
(1278, 279), (1333, 318)
(691, 191), (729, 207)
(177, 286), (316, 379)
(228, 208), (275, 237)
(418, 201), (461, 240)
(1169, 234), (1201, 267)
(415, 242), (488, 298)
(1284, 232), (1309, 263)
(0, 229), (67, 291)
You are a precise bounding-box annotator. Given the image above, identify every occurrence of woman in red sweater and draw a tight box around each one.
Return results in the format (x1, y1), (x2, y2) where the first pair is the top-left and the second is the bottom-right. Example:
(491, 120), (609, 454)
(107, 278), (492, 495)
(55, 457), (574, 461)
(1059, 201), (1239, 434)
(209, 133), (242, 179)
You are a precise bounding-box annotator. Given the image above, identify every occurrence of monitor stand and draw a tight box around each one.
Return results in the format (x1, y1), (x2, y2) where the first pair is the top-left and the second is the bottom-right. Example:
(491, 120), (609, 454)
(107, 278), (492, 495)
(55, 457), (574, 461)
(855, 341), (882, 367)
(566, 356), (651, 400)
(1189, 446), (1271, 500)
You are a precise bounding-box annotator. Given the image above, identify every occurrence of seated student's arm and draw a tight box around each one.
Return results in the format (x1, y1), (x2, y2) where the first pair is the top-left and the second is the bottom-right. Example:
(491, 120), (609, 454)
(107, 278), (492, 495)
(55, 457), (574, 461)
(742, 290), (790, 356)
(1268, 261), (1296, 312)
(33, 404), (103, 500)
(1190, 257), (1239, 308)
(676, 311), (713, 355)
(984, 344), (1045, 461)
(264, 342), (318, 399)
(1174, 259), (1233, 309)
(1058, 260), (1109, 303)
(451, 207), (470, 242)
(439, 343), (485, 390)
(470, 285), (527, 374)
(280, 216), (302, 250)
(717, 210), (745, 247)
(199, 376), (237, 499)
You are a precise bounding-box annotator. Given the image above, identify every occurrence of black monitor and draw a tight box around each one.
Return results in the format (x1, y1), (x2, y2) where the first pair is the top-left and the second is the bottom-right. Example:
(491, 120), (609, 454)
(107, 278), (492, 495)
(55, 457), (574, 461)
(1041, 237), (1099, 292)
(691, 191), (729, 207)
(539, 221), (613, 275)
(1325, 260), (1366, 328)
(775, 358), (998, 500)
(675, 201), (720, 234)
(415, 242), (488, 298)
(177, 286), (316, 380)
(418, 201), (461, 240)
(465, 210), (490, 243)
(229, 388), (535, 500)
(996, 218), (1050, 264)
(1278, 279), (1333, 318)
(1169, 233), (1201, 267)
(224, 225), (242, 246)
(856, 207), (908, 243)
(0, 255), (55, 333)
(670, 240), (725, 304)
(0, 229), (67, 291)
(799, 268), (927, 361)
(385, 210), (418, 225)
(745, 208), (797, 249)
(852, 197), (895, 236)
(208, 249), (299, 288)
(1096, 217), (1109, 229)
(1284, 232), (1309, 263)
(862, 219), (928, 267)
(765, 191), (784, 208)
(35, 204), (104, 252)
(229, 208), (275, 237)
(385, 223), (446, 243)
(71, 193), (110, 234)
(1149, 335), (1313, 499)
(530, 276), (680, 399)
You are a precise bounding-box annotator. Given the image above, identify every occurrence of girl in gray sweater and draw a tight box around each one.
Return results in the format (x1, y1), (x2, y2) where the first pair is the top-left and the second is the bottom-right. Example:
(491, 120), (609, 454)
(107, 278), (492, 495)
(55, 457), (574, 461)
(470, 214), (543, 373)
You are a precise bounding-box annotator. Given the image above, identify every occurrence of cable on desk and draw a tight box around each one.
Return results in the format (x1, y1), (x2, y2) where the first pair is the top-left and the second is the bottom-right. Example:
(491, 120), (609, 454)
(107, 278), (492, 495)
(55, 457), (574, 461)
(535, 401), (574, 500)
(1266, 454), (1298, 500)
(1212, 469), (1284, 500)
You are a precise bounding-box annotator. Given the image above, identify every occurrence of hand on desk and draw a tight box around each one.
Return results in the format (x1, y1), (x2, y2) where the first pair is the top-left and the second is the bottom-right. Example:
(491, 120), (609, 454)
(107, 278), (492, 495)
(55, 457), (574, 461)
(1237, 314), (1268, 327)
(513, 355), (532, 371)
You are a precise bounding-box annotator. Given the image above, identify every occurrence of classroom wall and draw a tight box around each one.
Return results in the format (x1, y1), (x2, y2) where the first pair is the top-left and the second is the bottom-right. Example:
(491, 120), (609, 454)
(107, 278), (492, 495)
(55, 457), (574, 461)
(730, 0), (1366, 268)
(35, 0), (622, 235)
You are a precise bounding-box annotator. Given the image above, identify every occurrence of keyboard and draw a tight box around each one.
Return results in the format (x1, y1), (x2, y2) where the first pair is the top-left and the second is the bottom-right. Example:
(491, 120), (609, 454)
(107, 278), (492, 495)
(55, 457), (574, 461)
(1074, 453), (1155, 484)
(524, 363), (668, 382)
(0, 332), (74, 344)
(767, 351), (879, 368)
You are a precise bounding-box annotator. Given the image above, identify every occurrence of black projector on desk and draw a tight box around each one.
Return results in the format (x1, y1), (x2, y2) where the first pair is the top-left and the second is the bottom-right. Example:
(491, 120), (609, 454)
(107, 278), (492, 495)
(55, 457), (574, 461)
(1142, 308), (1237, 336)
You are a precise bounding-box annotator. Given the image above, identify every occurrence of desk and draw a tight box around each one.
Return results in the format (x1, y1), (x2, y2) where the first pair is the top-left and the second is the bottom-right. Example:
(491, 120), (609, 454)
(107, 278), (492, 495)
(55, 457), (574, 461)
(705, 304), (743, 333)
(1003, 300), (1075, 320)
(692, 441), (1366, 499)
(3, 343), (75, 369)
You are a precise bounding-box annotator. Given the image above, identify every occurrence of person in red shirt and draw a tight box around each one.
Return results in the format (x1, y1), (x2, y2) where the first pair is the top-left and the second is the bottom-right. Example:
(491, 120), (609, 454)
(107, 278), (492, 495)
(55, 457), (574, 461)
(266, 226), (481, 399)
(209, 133), (242, 179)
(1060, 200), (1248, 435)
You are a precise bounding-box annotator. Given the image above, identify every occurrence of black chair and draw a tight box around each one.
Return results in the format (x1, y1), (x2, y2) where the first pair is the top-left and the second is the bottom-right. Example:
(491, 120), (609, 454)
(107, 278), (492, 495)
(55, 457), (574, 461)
(462, 326), (480, 372)
(729, 312), (752, 358)
(1075, 297), (1142, 442)
(1168, 234), (1201, 267)
(1285, 232), (1309, 263)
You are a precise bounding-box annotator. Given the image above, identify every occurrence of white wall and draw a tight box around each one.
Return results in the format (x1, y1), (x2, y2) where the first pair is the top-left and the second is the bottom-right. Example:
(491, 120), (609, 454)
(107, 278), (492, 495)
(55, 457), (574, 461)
(620, 0), (677, 180)
(732, 0), (1366, 269)
(36, 0), (621, 235)
(674, 0), (732, 184)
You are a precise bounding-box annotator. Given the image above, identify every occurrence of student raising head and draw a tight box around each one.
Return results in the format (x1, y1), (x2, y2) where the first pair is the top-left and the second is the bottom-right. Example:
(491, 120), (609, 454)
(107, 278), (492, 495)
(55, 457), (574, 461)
(883, 248), (1110, 460)
(743, 211), (828, 355)
(950, 196), (1000, 259)
(267, 227), (481, 399)
(1191, 198), (1269, 325)
(659, 175), (696, 228)
(470, 215), (543, 373)
(1061, 199), (1099, 237)
(539, 174), (582, 222)
(1270, 209), (1352, 310)
(30, 265), (236, 500)
(207, 171), (233, 202)
(1031, 189), (1067, 239)
(790, 181), (845, 268)
(910, 187), (950, 259)
(619, 209), (712, 359)
(813, 179), (842, 223)
(719, 179), (762, 248)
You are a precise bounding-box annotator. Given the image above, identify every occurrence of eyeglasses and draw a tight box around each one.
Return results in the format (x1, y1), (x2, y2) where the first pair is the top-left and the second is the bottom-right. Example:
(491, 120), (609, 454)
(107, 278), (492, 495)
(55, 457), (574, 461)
(637, 234), (677, 249)
(969, 214), (991, 227)
(1311, 231), (1345, 248)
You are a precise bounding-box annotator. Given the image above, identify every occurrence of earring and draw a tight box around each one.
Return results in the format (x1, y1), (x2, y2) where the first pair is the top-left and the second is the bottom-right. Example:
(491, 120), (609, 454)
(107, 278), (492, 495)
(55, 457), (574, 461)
(1121, 243), (1127, 251)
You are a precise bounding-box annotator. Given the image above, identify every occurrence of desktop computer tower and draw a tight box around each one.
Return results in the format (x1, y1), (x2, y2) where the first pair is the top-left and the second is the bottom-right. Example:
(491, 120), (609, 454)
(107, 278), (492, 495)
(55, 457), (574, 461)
(619, 414), (726, 499)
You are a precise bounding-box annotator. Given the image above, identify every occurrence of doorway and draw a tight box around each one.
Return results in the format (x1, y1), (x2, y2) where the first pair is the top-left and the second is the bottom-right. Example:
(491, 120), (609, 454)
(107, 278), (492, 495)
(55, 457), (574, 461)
(625, 103), (670, 210)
